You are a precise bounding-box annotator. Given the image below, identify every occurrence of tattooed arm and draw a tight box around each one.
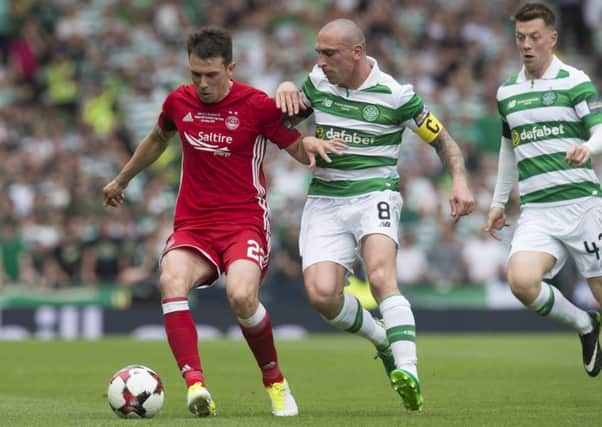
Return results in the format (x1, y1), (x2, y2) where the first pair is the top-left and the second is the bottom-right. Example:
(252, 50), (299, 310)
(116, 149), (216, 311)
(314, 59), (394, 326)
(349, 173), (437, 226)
(430, 128), (475, 223)
(103, 125), (176, 207)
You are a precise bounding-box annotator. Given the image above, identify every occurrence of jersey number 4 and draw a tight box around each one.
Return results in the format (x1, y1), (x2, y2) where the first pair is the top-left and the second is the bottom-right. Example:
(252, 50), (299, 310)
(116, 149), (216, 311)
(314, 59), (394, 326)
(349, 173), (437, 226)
(584, 233), (602, 260)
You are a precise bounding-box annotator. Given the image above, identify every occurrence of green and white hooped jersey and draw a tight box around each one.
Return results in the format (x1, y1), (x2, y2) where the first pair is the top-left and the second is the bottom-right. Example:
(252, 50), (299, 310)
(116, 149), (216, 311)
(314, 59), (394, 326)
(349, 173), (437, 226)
(497, 55), (602, 206)
(302, 57), (436, 198)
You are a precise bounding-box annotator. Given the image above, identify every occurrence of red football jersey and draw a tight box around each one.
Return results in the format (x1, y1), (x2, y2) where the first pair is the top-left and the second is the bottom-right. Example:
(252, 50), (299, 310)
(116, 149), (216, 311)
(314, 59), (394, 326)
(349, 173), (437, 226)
(158, 81), (301, 231)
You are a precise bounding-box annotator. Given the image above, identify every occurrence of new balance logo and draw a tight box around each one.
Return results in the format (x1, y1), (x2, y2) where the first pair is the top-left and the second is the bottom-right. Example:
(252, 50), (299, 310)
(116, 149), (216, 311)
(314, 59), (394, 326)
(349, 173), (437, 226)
(183, 112), (193, 122)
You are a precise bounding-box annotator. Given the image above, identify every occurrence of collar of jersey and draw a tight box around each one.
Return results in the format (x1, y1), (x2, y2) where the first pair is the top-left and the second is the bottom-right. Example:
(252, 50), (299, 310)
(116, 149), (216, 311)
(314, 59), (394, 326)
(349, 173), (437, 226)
(517, 54), (562, 83)
(356, 56), (381, 91)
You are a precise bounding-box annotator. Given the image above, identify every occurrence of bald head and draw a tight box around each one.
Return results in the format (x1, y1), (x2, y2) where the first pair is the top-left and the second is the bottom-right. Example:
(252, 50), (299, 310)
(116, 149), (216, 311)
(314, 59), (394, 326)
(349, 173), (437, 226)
(314, 18), (371, 88)
(320, 19), (365, 49)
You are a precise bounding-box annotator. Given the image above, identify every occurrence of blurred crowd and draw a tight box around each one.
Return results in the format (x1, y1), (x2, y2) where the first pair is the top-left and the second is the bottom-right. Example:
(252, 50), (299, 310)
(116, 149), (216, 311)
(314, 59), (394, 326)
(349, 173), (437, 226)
(1, 0), (602, 303)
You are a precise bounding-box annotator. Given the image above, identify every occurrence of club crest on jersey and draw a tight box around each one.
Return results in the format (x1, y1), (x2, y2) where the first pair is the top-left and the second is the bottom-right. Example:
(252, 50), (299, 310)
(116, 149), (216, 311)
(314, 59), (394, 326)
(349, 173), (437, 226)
(315, 126), (326, 139)
(541, 91), (557, 106)
(225, 115), (240, 130)
(362, 105), (379, 122)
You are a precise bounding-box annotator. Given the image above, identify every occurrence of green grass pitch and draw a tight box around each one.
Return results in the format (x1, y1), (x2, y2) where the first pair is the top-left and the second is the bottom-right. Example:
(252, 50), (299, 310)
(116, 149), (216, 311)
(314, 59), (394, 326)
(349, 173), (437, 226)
(1, 334), (600, 426)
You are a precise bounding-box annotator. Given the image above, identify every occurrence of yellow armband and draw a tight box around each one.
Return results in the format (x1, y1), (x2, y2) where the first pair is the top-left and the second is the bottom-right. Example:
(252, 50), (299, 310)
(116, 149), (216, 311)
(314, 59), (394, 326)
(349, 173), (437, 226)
(414, 110), (444, 143)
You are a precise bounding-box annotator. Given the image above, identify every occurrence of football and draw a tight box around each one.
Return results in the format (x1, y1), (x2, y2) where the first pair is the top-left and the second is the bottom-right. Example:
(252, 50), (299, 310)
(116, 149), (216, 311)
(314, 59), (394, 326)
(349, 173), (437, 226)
(107, 365), (165, 418)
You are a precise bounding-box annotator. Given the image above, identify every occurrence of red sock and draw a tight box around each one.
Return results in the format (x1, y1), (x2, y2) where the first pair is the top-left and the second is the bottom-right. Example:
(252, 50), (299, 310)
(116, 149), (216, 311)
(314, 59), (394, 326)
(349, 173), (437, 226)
(239, 310), (284, 386)
(162, 297), (205, 387)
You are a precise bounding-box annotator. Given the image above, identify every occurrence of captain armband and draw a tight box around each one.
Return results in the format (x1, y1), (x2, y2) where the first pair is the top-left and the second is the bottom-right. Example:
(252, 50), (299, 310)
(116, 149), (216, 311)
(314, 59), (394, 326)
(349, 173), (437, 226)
(413, 109), (444, 143)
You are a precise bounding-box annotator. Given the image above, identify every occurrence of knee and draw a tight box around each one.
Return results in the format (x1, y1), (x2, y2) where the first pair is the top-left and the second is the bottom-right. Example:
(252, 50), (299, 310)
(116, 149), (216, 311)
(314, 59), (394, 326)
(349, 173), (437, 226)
(226, 283), (257, 315)
(367, 266), (388, 288)
(366, 265), (396, 297)
(507, 268), (541, 302)
(158, 270), (189, 298)
(305, 279), (338, 314)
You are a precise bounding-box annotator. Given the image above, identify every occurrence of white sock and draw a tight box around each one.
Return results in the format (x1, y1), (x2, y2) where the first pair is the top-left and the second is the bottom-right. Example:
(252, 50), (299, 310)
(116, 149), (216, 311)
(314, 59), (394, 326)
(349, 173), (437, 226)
(380, 294), (418, 378)
(325, 292), (387, 348)
(238, 303), (267, 328)
(529, 283), (592, 334)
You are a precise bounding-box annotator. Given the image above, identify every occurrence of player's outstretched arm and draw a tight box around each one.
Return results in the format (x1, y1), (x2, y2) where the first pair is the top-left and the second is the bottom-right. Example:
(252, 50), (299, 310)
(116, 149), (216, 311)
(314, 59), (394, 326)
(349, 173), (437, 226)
(430, 129), (475, 223)
(284, 136), (347, 166)
(103, 125), (176, 207)
(302, 136), (347, 168)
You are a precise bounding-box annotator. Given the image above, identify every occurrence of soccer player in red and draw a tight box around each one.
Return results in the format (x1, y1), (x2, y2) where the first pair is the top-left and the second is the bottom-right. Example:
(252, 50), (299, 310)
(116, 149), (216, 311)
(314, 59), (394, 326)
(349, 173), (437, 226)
(103, 27), (344, 417)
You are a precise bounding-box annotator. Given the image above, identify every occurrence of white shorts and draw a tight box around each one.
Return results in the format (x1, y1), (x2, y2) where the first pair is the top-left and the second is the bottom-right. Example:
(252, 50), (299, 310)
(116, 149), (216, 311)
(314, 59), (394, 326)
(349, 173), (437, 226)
(299, 190), (402, 272)
(510, 197), (602, 279)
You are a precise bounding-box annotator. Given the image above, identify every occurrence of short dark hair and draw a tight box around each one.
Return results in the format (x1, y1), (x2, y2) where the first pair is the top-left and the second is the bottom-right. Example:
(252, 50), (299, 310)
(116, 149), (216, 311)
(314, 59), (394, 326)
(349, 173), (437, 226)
(513, 2), (556, 28)
(186, 26), (232, 65)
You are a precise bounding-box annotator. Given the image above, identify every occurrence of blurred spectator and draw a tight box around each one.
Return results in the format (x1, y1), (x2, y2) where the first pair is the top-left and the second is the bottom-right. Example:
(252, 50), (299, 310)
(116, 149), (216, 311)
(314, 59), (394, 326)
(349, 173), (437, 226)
(461, 228), (507, 286)
(118, 218), (170, 302)
(272, 225), (303, 285)
(585, 0), (602, 80)
(9, 18), (47, 84)
(557, 0), (591, 53)
(396, 233), (428, 287)
(425, 220), (466, 289)
(0, 219), (37, 286)
(81, 218), (129, 286)
(46, 221), (86, 287)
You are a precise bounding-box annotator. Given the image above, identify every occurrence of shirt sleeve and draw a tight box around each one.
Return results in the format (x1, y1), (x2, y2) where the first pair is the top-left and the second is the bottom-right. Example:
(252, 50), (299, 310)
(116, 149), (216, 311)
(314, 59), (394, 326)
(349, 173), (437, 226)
(398, 91), (424, 129)
(490, 135), (517, 209)
(254, 92), (301, 149)
(570, 73), (602, 130)
(301, 76), (315, 107)
(402, 93), (444, 144)
(157, 93), (177, 132)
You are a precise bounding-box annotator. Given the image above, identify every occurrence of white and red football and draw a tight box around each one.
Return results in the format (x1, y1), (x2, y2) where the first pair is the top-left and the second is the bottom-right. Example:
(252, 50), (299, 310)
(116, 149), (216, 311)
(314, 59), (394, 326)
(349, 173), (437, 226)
(107, 365), (165, 418)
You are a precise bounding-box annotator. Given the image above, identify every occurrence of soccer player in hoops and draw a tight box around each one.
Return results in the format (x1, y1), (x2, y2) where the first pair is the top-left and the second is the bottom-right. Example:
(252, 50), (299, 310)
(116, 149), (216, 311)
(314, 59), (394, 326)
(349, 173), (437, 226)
(103, 27), (344, 417)
(275, 19), (474, 411)
(484, 3), (602, 376)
